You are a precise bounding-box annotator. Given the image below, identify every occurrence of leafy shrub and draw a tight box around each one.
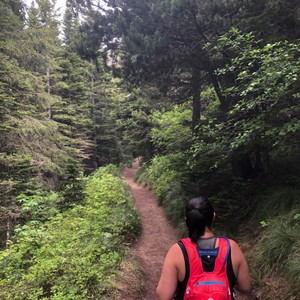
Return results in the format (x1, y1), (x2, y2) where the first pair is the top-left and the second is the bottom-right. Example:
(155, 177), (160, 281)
(252, 186), (300, 220)
(17, 191), (62, 222)
(163, 183), (186, 227)
(0, 165), (140, 299)
(252, 207), (300, 298)
(140, 154), (185, 199)
(150, 103), (192, 153)
(186, 118), (230, 184)
(137, 153), (188, 225)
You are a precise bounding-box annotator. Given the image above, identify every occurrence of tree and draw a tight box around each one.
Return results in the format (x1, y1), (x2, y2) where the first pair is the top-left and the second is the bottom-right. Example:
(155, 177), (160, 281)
(113, 0), (242, 126)
(207, 29), (300, 177)
(0, 0), (36, 247)
(115, 86), (162, 161)
(237, 0), (300, 41)
(0, 0), (86, 243)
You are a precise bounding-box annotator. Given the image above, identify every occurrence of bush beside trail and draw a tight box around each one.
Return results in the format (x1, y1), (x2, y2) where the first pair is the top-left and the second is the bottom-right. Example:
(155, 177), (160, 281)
(0, 165), (140, 300)
(137, 155), (300, 299)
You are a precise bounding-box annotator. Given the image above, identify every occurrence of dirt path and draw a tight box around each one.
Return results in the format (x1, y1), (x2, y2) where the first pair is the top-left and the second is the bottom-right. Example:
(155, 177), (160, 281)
(117, 159), (252, 300)
(118, 159), (179, 299)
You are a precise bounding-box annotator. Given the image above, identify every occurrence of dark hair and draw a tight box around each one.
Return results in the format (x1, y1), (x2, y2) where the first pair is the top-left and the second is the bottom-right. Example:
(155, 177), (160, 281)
(185, 196), (214, 243)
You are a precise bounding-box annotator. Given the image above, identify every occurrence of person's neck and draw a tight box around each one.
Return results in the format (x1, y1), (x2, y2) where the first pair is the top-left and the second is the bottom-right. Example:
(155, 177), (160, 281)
(201, 228), (214, 239)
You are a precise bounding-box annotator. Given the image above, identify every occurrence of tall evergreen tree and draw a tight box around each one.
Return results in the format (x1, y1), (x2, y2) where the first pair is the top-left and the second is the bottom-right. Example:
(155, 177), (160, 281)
(0, 0), (86, 244)
(112, 0), (241, 126)
(52, 50), (97, 173)
(238, 0), (300, 41)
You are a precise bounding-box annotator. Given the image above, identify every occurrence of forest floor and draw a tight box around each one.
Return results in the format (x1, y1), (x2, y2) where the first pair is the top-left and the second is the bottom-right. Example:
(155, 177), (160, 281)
(115, 159), (252, 300)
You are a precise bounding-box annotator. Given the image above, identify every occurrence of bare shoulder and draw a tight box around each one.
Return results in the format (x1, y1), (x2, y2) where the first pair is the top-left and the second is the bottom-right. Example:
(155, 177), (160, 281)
(228, 238), (243, 251)
(165, 242), (184, 262)
(228, 238), (252, 292)
(228, 238), (246, 262)
(157, 243), (183, 299)
(228, 238), (239, 246)
(169, 242), (182, 253)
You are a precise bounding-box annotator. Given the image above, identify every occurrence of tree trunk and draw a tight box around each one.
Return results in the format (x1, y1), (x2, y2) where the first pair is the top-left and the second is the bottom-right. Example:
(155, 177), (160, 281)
(191, 67), (201, 128)
(262, 150), (271, 177)
(47, 67), (52, 119)
(207, 68), (228, 112)
(6, 216), (11, 248)
(199, 49), (228, 112)
(231, 153), (254, 178)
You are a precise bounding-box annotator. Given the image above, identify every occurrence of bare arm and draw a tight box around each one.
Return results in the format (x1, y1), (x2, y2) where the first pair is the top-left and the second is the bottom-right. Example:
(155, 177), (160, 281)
(156, 244), (183, 300)
(231, 240), (251, 293)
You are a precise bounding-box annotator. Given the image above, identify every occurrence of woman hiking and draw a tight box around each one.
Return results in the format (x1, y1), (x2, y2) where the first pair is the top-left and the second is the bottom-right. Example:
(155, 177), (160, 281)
(156, 196), (252, 300)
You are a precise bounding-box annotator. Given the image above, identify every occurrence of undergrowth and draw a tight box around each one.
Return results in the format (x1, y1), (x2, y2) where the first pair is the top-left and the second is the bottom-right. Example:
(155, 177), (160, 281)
(0, 165), (140, 299)
(136, 153), (187, 227)
(138, 153), (300, 299)
(251, 206), (300, 299)
(251, 186), (300, 220)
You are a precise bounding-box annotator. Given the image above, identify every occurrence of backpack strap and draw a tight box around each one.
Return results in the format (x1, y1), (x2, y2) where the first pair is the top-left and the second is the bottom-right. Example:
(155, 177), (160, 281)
(179, 237), (232, 300)
(218, 236), (231, 264)
(213, 236), (231, 273)
(180, 237), (231, 272)
(176, 240), (190, 298)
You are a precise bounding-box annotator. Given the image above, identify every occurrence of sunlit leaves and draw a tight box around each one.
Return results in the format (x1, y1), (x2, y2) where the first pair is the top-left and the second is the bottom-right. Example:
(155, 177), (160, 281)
(212, 29), (300, 155)
(150, 103), (192, 153)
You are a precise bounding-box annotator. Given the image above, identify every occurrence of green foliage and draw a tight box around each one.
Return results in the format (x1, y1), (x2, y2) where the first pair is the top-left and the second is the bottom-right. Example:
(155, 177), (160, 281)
(0, 154), (35, 201)
(52, 50), (97, 172)
(0, 166), (140, 299)
(187, 119), (229, 180)
(0, 0), (86, 235)
(212, 29), (300, 156)
(1, 0), (300, 297)
(237, 0), (300, 41)
(17, 191), (61, 223)
(15, 117), (77, 177)
(115, 86), (165, 162)
(252, 207), (300, 297)
(0, 0), (133, 245)
(252, 187), (300, 220)
(162, 182), (186, 228)
(150, 103), (192, 153)
(137, 153), (187, 226)
(186, 29), (300, 187)
(92, 76), (128, 166)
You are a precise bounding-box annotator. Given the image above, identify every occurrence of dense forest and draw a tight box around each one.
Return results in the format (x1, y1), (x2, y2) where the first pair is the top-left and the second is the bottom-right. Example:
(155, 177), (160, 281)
(0, 0), (299, 298)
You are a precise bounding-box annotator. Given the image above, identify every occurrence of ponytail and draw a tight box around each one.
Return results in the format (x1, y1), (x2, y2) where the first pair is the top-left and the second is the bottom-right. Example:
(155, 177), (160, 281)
(185, 196), (214, 243)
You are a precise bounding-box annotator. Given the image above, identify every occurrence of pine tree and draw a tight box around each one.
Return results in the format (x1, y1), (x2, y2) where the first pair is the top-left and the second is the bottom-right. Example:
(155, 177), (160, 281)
(0, 0), (38, 247)
(112, 0), (241, 126)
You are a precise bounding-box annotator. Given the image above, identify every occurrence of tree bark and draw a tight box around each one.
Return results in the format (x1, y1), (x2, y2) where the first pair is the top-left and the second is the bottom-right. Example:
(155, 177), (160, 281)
(191, 67), (201, 128)
(207, 68), (228, 112)
(6, 216), (11, 248)
(47, 67), (52, 119)
(231, 153), (254, 178)
(199, 50), (228, 112)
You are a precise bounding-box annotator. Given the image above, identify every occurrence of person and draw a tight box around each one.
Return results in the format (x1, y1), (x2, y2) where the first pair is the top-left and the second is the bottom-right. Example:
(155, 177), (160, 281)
(156, 196), (252, 300)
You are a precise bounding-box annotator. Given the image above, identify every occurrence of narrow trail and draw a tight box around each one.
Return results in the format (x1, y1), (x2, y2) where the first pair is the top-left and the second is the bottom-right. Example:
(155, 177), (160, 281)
(120, 159), (179, 299)
(118, 159), (252, 300)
